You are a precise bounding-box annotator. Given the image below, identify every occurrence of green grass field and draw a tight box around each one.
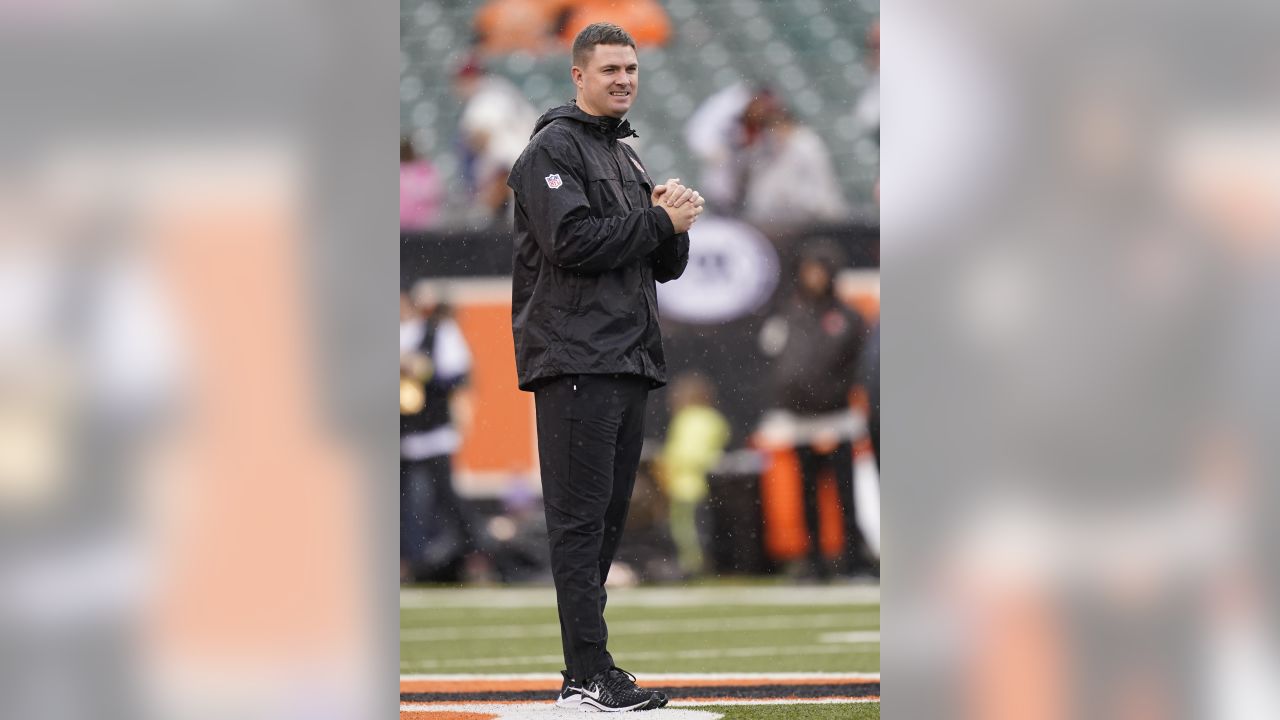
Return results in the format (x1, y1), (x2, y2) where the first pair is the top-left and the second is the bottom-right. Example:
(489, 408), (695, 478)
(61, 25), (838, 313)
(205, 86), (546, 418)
(697, 704), (880, 720)
(401, 583), (879, 719)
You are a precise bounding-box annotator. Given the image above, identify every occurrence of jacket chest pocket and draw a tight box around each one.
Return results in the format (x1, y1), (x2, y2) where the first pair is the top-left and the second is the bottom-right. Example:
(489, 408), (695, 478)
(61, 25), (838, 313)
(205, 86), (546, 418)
(589, 171), (636, 214)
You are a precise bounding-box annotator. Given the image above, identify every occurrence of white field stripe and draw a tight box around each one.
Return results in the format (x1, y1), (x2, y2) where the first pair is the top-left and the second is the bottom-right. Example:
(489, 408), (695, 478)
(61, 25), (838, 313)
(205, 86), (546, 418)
(401, 643), (879, 671)
(400, 672), (881, 682)
(399, 699), (878, 714)
(819, 631), (882, 644)
(668, 698), (880, 706)
(400, 612), (879, 642)
(401, 585), (880, 609)
(399, 703), (723, 718)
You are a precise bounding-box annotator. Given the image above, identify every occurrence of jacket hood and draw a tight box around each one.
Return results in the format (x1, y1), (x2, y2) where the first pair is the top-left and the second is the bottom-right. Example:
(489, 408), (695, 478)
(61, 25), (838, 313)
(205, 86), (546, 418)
(532, 101), (639, 140)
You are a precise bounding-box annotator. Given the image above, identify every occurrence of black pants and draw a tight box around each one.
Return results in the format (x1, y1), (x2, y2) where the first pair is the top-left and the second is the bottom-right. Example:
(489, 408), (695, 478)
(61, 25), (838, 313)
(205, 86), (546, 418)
(534, 373), (649, 682)
(797, 440), (872, 574)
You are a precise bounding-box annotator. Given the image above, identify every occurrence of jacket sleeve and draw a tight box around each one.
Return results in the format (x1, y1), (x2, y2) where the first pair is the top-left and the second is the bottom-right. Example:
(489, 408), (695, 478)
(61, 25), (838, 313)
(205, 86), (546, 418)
(651, 230), (689, 283)
(512, 142), (676, 274)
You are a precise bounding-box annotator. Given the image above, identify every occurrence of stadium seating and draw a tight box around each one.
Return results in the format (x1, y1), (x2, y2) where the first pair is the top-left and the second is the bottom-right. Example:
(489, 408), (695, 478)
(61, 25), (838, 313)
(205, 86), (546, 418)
(400, 0), (880, 220)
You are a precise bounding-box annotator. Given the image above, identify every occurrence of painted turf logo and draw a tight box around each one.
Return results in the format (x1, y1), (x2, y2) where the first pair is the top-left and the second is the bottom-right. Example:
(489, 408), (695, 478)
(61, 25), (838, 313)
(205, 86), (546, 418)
(545, 174), (563, 189)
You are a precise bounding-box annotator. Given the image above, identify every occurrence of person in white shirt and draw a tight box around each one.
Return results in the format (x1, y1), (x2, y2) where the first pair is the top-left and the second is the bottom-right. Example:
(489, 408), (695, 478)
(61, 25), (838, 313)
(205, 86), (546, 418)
(399, 283), (476, 582)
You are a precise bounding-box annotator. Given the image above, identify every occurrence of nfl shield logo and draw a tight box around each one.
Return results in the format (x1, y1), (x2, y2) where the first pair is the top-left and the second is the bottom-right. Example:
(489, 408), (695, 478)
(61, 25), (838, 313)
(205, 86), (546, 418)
(545, 174), (563, 189)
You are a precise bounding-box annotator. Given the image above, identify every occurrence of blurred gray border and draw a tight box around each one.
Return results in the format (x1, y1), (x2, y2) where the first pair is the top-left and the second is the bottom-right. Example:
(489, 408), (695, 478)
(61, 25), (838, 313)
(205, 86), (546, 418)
(308, 0), (401, 710)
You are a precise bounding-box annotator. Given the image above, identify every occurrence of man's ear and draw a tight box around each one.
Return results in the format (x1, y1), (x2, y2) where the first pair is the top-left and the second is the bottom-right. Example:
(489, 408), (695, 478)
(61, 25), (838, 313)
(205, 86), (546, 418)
(571, 67), (581, 87)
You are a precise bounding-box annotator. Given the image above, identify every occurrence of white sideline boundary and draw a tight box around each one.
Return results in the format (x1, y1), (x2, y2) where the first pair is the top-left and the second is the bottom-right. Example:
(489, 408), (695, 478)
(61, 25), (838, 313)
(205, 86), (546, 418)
(399, 698), (879, 714)
(400, 704), (724, 718)
(401, 612), (880, 641)
(401, 643), (879, 671)
(401, 585), (880, 609)
(401, 672), (881, 682)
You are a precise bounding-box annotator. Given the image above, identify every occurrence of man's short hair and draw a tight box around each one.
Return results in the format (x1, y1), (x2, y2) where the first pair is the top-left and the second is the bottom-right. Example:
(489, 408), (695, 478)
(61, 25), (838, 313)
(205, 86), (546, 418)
(572, 22), (636, 67)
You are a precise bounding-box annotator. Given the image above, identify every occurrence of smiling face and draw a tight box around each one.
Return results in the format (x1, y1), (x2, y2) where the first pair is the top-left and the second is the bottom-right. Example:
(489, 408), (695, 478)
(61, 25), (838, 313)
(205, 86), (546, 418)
(573, 44), (639, 119)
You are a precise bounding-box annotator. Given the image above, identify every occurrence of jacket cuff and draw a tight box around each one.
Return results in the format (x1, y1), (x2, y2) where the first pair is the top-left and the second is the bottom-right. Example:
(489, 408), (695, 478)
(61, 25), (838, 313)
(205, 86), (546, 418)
(650, 205), (677, 239)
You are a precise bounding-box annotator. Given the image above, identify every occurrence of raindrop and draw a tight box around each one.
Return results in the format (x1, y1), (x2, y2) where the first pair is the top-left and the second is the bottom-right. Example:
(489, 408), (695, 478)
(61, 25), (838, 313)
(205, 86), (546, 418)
(854, 139), (879, 163)
(700, 44), (729, 69)
(764, 41), (793, 66)
(650, 69), (677, 89)
(412, 127), (437, 153)
(522, 74), (551, 99)
(401, 75), (423, 102)
(412, 101), (438, 127)
(794, 0), (823, 16)
(795, 89), (823, 115)
(746, 17), (774, 42)
(683, 19), (712, 45)
(427, 24), (454, 51)
(506, 52), (535, 74)
(648, 144), (675, 169)
(713, 67), (742, 90)
(414, 2), (441, 28)
(828, 39), (856, 65)
(809, 16), (837, 40)
(778, 64), (807, 91)
(669, 0), (698, 20)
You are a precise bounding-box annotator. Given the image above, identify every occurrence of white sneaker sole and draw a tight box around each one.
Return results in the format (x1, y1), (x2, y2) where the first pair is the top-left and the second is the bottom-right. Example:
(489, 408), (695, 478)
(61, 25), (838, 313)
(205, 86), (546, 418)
(577, 696), (654, 712)
(556, 694), (583, 709)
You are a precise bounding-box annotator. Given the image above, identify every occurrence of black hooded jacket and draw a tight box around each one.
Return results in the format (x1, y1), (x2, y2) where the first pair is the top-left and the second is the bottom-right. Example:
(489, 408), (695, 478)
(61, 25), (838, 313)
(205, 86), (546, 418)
(507, 102), (689, 391)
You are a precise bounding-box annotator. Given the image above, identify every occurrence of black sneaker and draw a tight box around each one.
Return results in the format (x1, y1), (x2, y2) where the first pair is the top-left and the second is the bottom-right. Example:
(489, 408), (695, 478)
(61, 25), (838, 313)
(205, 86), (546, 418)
(555, 669), (584, 709)
(578, 666), (661, 712)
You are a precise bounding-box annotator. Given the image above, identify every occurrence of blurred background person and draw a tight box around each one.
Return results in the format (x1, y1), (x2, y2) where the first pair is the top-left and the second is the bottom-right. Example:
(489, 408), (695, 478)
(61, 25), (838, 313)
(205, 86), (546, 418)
(859, 322), (880, 471)
(849, 19), (879, 147)
(399, 284), (480, 583)
(453, 58), (538, 226)
(686, 87), (850, 225)
(739, 92), (849, 228)
(473, 0), (672, 56)
(684, 82), (755, 213)
(760, 240), (876, 580)
(400, 135), (443, 231)
(472, 0), (565, 55)
(481, 469), (552, 583)
(658, 372), (731, 578)
(554, 0), (671, 49)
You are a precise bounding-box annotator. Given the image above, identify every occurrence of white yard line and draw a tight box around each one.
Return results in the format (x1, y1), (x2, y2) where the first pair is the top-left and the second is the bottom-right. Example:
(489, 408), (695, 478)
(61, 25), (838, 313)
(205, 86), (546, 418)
(400, 643), (880, 671)
(399, 698), (878, 715)
(819, 631), (883, 644)
(400, 612), (879, 642)
(668, 698), (880, 706)
(400, 672), (881, 682)
(401, 585), (879, 610)
(400, 703), (725, 718)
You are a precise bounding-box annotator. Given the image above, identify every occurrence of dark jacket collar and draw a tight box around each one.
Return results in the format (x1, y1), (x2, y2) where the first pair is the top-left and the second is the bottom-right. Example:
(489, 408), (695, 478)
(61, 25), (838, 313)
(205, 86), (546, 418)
(531, 101), (639, 140)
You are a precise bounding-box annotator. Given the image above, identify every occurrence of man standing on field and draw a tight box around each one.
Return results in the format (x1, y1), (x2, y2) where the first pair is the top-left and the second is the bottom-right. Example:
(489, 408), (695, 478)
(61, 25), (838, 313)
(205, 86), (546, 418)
(507, 21), (703, 713)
